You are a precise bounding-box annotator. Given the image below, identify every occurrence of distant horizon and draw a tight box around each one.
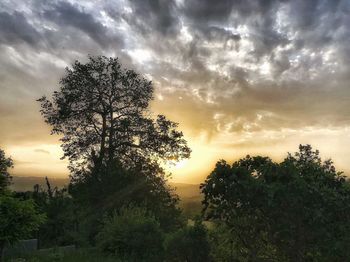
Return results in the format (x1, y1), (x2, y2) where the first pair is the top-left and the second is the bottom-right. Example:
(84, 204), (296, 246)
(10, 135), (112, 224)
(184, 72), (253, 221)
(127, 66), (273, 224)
(9, 144), (350, 184)
(9, 175), (201, 185)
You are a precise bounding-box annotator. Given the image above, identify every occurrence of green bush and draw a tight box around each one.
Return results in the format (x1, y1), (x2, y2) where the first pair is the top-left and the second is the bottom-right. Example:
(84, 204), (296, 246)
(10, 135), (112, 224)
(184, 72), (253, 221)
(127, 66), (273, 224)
(164, 220), (211, 262)
(96, 206), (164, 261)
(0, 194), (46, 261)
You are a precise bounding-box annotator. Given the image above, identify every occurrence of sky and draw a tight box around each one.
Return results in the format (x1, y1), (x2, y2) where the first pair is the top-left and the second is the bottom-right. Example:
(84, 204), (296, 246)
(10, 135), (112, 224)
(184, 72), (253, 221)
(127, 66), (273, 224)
(0, 0), (350, 183)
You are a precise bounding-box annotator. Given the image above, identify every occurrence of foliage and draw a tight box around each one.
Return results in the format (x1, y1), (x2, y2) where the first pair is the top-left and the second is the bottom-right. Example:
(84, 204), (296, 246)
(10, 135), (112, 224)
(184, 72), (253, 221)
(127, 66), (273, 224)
(0, 148), (13, 194)
(38, 55), (190, 179)
(164, 220), (211, 262)
(15, 178), (78, 248)
(96, 206), (164, 261)
(36, 184), (77, 247)
(201, 145), (350, 261)
(69, 162), (184, 243)
(208, 223), (241, 262)
(0, 194), (46, 260)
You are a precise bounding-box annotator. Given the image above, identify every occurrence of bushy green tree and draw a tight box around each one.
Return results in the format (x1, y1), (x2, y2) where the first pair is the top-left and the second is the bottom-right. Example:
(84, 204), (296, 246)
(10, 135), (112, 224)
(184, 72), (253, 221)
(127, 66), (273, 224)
(0, 148), (13, 194)
(0, 194), (46, 261)
(96, 206), (164, 261)
(201, 145), (350, 261)
(164, 220), (211, 262)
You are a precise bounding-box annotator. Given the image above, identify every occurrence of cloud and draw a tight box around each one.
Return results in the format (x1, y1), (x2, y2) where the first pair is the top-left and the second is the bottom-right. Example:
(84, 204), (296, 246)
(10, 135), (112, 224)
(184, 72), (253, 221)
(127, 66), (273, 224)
(182, 0), (236, 23)
(0, 11), (42, 46)
(0, 0), (350, 180)
(34, 149), (50, 154)
(43, 1), (120, 48)
(126, 0), (180, 36)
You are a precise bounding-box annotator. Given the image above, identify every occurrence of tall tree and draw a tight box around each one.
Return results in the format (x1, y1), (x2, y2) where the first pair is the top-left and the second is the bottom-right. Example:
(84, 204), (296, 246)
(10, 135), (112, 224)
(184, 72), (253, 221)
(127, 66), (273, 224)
(0, 148), (13, 194)
(38, 56), (190, 180)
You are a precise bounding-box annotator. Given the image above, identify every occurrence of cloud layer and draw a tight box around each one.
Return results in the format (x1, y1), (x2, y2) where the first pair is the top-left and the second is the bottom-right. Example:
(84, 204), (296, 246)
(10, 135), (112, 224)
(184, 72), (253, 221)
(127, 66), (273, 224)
(0, 0), (350, 181)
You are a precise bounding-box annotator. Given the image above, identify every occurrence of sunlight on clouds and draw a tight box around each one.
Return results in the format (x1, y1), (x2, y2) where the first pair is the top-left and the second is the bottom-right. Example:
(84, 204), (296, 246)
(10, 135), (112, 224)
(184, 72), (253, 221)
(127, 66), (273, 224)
(127, 49), (152, 64)
(260, 60), (272, 76)
(179, 23), (193, 43)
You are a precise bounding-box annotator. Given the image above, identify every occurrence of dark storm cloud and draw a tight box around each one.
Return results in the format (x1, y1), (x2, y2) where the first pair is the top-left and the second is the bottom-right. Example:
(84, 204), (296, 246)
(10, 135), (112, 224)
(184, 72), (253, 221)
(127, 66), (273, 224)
(195, 26), (241, 50)
(126, 0), (180, 36)
(182, 0), (235, 22)
(43, 1), (113, 48)
(0, 11), (42, 46)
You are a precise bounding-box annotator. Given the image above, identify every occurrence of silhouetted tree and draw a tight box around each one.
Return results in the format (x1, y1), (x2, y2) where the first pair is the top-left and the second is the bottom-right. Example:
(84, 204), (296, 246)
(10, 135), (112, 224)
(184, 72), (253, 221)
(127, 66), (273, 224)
(38, 56), (190, 180)
(0, 148), (13, 194)
(201, 145), (350, 261)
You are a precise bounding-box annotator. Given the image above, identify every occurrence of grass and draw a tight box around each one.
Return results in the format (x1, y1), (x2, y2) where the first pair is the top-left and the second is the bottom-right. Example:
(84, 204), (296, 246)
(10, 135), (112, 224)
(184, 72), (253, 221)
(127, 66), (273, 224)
(6, 248), (119, 262)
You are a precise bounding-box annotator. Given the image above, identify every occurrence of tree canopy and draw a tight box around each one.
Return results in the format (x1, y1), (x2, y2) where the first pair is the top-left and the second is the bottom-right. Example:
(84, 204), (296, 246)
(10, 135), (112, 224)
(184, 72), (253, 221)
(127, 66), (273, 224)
(38, 56), (190, 179)
(201, 145), (350, 261)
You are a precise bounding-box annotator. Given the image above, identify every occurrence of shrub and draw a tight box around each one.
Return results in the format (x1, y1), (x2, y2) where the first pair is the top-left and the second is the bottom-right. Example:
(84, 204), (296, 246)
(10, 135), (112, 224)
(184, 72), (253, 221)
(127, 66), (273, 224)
(164, 220), (211, 262)
(96, 206), (164, 261)
(0, 194), (46, 261)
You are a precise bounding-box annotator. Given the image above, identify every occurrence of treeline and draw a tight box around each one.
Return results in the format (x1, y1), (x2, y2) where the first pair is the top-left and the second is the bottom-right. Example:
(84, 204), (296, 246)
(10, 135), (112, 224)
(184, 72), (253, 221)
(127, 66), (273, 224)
(2, 145), (350, 261)
(1, 56), (350, 261)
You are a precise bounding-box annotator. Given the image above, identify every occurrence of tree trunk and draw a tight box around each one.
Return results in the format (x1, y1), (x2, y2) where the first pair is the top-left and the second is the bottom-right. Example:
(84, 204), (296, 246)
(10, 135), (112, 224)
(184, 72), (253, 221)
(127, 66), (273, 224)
(95, 115), (107, 171)
(108, 109), (115, 167)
